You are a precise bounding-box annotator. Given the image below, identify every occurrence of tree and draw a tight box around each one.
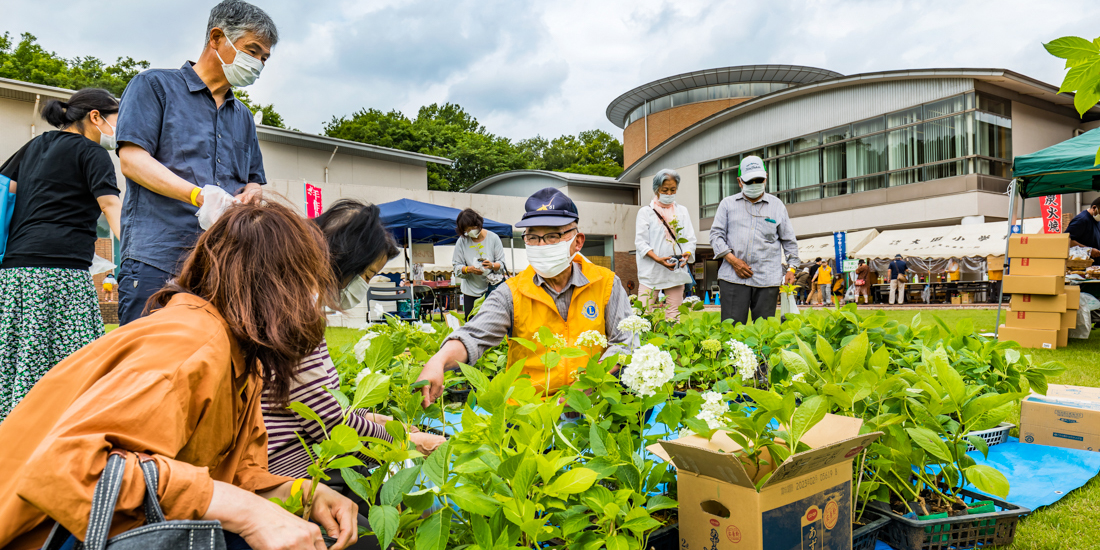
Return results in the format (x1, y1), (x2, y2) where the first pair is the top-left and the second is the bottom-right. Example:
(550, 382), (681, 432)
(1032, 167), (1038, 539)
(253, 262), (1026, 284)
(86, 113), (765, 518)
(235, 90), (288, 129)
(1044, 35), (1100, 164)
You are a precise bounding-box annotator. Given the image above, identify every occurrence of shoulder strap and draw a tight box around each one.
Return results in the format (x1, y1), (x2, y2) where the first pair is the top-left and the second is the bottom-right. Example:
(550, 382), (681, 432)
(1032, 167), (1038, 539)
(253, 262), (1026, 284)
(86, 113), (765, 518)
(649, 207), (682, 256)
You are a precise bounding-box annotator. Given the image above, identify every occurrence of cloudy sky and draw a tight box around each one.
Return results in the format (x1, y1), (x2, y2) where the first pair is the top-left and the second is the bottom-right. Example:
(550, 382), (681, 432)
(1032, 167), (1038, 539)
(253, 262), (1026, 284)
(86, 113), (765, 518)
(3, 0), (1099, 141)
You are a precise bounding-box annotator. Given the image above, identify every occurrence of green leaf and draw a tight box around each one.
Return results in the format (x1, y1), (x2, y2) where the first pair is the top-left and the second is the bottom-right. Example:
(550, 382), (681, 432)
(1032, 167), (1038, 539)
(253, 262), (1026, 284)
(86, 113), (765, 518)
(327, 455), (365, 470)
(742, 387), (784, 412)
(620, 508), (661, 533)
(931, 349), (965, 411)
(381, 465), (421, 507)
(368, 504), (400, 550)
(545, 467), (598, 496)
(422, 441), (450, 486)
(458, 362), (490, 393)
(451, 485), (502, 516)
(330, 424), (361, 454)
(363, 337), (394, 374)
(779, 349), (809, 375)
(558, 347), (588, 358)
(1074, 83), (1100, 117)
(338, 467), (373, 504)
(790, 395), (829, 445)
(510, 336), (537, 352)
(1044, 36), (1099, 60)
(905, 426), (954, 464)
(606, 534), (630, 550)
(837, 332), (868, 379)
(645, 494), (678, 512)
(815, 335), (836, 368)
(326, 386), (350, 411)
(967, 435), (990, 458)
(967, 464), (1010, 498)
(351, 373), (391, 410)
(288, 402), (327, 436)
(471, 515), (493, 549)
(415, 508), (451, 550)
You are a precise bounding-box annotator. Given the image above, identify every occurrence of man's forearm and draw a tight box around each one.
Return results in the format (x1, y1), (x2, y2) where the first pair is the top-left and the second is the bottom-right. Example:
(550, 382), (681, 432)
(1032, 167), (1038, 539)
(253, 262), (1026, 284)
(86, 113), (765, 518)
(119, 144), (199, 204)
(437, 339), (469, 370)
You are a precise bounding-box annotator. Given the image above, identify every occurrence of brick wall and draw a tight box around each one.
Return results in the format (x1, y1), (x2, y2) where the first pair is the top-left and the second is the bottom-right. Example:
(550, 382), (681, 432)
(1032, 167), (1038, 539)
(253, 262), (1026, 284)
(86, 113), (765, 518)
(622, 97), (754, 167)
(614, 252), (638, 296)
(92, 237), (114, 304)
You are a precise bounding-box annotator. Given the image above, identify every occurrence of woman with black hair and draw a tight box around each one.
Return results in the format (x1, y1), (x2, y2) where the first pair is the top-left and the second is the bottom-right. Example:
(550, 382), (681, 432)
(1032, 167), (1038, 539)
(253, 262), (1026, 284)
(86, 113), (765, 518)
(263, 199), (445, 484)
(452, 208), (506, 319)
(0, 88), (122, 419)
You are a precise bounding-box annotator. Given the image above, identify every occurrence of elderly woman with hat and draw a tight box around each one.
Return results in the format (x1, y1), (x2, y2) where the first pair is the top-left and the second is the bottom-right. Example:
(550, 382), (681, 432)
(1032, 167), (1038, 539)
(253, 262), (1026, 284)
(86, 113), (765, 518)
(634, 169), (697, 320)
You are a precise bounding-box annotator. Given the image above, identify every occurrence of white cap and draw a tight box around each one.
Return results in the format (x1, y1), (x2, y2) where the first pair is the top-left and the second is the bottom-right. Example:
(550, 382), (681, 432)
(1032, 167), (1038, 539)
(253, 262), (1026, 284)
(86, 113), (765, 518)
(739, 155), (767, 180)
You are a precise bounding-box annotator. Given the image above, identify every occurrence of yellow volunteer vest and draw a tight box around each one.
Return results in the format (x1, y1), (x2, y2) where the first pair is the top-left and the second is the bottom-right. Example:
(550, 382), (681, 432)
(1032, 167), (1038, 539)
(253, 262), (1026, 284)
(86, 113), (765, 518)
(506, 255), (614, 395)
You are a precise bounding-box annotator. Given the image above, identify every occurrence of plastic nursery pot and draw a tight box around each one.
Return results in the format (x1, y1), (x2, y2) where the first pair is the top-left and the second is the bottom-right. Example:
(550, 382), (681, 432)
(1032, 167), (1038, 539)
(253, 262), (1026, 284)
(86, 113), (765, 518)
(444, 386), (472, 404)
(865, 489), (1030, 550)
(851, 514), (891, 550)
(645, 522), (679, 550)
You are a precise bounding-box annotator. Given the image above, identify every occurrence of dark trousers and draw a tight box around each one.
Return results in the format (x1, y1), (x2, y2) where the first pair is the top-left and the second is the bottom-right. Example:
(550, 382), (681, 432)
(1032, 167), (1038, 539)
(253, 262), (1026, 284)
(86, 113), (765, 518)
(117, 259), (174, 325)
(719, 280), (780, 325)
(462, 294), (480, 320)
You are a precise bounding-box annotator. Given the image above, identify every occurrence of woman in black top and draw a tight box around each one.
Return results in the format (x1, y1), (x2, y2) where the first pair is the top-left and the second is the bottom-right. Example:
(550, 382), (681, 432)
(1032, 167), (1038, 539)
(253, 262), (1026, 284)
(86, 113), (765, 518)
(0, 88), (122, 419)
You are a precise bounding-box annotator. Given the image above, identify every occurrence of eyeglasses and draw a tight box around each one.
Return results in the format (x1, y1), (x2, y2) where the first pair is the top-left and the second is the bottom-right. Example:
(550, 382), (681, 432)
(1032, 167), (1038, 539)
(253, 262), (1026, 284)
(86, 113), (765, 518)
(743, 178), (766, 185)
(522, 227), (577, 246)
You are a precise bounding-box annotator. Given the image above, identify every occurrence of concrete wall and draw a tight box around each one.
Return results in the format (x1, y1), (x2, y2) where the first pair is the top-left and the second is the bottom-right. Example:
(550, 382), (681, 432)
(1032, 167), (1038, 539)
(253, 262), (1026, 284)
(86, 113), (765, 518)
(1010, 101), (1080, 157)
(258, 141), (427, 190)
(623, 97), (753, 167)
(564, 184), (635, 205)
(474, 174), (565, 197)
(266, 179), (642, 253)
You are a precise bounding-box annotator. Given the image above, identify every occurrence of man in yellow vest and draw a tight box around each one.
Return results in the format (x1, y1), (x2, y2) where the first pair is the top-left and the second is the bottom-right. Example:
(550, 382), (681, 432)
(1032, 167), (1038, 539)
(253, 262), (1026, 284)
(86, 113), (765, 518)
(416, 188), (631, 407)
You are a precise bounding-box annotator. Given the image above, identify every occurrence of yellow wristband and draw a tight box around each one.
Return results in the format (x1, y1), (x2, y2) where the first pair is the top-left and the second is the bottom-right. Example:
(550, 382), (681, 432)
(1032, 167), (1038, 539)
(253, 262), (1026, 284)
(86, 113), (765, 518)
(290, 478), (305, 496)
(189, 187), (202, 207)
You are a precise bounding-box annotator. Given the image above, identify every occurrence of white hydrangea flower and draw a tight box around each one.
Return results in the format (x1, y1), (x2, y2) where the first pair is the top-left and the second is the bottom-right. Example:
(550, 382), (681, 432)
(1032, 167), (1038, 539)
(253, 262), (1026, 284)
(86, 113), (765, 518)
(726, 339), (758, 380)
(617, 315), (652, 334)
(486, 272), (504, 285)
(353, 367), (374, 387)
(372, 302), (385, 319)
(412, 321), (436, 334)
(697, 391), (728, 430)
(683, 295), (701, 305)
(574, 330), (608, 348)
(678, 428), (696, 439)
(354, 331), (379, 363)
(791, 372), (806, 384)
(620, 344), (675, 397)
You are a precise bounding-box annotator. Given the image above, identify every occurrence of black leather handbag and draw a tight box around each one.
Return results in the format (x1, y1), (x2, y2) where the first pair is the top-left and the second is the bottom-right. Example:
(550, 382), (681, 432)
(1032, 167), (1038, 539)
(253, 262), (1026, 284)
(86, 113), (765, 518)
(42, 450), (226, 550)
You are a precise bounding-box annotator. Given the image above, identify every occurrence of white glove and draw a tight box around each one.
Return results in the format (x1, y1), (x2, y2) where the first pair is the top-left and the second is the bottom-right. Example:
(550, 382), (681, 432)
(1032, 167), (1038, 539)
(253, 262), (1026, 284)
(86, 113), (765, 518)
(196, 185), (239, 230)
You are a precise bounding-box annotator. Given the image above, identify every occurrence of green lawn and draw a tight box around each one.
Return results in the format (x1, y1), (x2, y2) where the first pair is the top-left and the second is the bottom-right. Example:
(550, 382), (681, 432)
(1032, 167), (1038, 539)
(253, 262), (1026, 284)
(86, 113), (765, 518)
(109, 309), (1100, 548)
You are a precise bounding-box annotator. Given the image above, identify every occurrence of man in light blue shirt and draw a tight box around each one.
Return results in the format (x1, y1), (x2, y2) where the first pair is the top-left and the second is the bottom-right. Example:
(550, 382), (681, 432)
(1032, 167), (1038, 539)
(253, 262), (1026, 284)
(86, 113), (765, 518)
(709, 156), (799, 325)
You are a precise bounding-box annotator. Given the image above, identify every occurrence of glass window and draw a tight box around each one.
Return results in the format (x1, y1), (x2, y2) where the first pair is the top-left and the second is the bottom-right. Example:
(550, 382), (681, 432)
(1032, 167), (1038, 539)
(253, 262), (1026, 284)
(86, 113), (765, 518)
(708, 85), (729, 100)
(721, 155), (740, 170)
(823, 181), (848, 198)
(847, 134), (887, 178)
(751, 83), (772, 96)
(792, 133), (820, 151)
(700, 174), (721, 208)
(771, 83), (789, 93)
(889, 168), (919, 187)
(767, 142), (790, 158)
(850, 175), (886, 193)
(721, 171), (740, 196)
(702, 204), (718, 218)
(888, 125), (922, 170)
(973, 111), (1012, 160)
(773, 150), (820, 192)
(922, 159), (965, 181)
(976, 158), (1011, 178)
(729, 83), (751, 97)
(746, 148), (767, 159)
(922, 114), (967, 164)
(923, 95), (965, 119)
(701, 161), (720, 174)
(977, 93), (1011, 116)
(823, 125), (850, 144)
(649, 95), (671, 113)
(887, 106), (922, 128)
(823, 144), (845, 183)
(852, 117), (885, 137)
(688, 88), (709, 103)
(671, 91), (691, 107)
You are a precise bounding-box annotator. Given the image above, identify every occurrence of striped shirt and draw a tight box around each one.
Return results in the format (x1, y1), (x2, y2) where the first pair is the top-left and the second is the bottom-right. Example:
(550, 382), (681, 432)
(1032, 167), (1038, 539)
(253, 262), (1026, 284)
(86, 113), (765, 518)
(262, 339), (392, 478)
(709, 192), (800, 288)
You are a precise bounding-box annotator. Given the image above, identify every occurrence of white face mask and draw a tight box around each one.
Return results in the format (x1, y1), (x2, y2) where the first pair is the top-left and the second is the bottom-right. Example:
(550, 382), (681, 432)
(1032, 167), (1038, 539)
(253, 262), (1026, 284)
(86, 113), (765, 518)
(97, 119), (117, 151)
(1093, 211), (1100, 223)
(339, 275), (370, 309)
(466, 229), (481, 239)
(214, 37), (264, 88)
(526, 236), (575, 278)
(658, 193), (676, 205)
(742, 182), (766, 199)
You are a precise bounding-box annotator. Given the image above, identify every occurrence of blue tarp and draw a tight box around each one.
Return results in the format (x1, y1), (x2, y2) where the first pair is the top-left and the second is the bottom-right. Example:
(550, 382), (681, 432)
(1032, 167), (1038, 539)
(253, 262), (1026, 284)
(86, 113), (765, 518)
(377, 198), (512, 246)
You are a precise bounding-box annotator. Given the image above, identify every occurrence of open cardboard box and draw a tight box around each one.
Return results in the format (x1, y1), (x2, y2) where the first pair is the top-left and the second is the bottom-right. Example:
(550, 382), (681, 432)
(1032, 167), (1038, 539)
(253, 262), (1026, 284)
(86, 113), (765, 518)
(1021, 384), (1100, 452)
(648, 414), (882, 550)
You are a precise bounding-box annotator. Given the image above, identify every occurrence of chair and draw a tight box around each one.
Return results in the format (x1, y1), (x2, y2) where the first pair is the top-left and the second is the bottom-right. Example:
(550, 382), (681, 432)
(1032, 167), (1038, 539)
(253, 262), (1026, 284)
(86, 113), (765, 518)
(413, 285), (437, 321)
(367, 286), (417, 322)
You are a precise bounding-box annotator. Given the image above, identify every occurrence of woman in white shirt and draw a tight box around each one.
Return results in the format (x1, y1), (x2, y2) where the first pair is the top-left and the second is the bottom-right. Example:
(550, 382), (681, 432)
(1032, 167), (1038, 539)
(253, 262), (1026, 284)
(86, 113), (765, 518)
(635, 169), (697, 320)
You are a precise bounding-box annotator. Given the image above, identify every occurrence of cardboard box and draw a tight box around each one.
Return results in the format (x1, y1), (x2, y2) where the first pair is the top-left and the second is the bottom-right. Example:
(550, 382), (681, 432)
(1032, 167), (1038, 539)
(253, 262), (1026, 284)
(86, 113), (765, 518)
(951, 296), (961, 305)
(961, 292), (973, 304)
(1002, 275), (1065, 296)
(1020, 385), (1100, 452)
(1007, 234), (1070, 259)
(1058, 327), (1069, 348)
(649, 415), (882, 550)
(1009, 293), (1068, 313)
(997, 325), (1058, 350)
(1005, 309), (1062, 331)
(1066, 285), (1081, 310)
(1009, 257), (1067, 276)
(1061, 310), (1078, 331)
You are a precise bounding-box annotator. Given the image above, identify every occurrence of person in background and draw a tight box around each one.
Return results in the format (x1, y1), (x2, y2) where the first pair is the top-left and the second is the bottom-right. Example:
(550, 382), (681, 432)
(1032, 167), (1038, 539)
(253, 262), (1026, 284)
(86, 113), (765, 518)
(806, 258), (822, 305)
(416, 188), (630, 407)
(888, 254), (909, 305)
(102, 272), (118, 303)
(1066, 196), (1100, 266)
(853, 259), (870, 305)
(0, 203), (360, 550)
(947, 258), (961, 282)
(832, 273), (846, 307)
(795, 267), (811, 305)
(452, 208), (506, 320)
(0, 89), (122, 420)
(115, 0), (276, 325)
(635, 169), (697, 320)
(815, 260), (833, 307)
(709, 156), (799, 325)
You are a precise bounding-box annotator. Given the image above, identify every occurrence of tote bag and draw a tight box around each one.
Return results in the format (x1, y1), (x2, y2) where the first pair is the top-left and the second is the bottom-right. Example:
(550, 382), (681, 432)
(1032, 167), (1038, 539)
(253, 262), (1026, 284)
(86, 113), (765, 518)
(0, 174), (15, 262)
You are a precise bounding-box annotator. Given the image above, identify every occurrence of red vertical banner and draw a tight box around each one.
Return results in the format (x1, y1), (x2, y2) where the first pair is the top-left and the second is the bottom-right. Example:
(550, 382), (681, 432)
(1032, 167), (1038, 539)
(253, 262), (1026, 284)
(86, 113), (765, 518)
(1041, 195), (1062, 234)
(305, 183), (323, 219)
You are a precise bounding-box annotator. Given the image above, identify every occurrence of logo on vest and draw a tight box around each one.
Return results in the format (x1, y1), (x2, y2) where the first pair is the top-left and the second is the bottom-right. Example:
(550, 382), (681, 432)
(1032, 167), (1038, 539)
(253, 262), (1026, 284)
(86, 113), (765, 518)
(583, 300), (599, 320)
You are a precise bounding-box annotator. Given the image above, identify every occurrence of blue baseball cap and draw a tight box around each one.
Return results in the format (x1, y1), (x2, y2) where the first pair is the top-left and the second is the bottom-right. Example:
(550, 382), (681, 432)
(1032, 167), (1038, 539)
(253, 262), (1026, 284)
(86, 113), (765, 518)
(515, 187), (579, 228)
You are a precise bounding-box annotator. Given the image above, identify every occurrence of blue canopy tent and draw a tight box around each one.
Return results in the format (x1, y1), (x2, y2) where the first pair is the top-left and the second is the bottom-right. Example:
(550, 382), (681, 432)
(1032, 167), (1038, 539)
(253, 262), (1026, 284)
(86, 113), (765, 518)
(377, 198), (512, 246)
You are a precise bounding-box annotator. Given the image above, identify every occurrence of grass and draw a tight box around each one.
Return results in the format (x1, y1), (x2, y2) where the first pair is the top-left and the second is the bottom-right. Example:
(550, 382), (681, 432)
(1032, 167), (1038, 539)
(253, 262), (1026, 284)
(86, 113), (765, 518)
(110, 308), (1100, 548)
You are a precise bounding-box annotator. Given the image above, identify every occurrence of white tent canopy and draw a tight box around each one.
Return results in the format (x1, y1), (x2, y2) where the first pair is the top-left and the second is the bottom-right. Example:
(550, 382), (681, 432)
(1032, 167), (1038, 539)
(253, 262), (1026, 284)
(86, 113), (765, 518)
(853, 219), (1044, 260)
(796, 229), (879, 263)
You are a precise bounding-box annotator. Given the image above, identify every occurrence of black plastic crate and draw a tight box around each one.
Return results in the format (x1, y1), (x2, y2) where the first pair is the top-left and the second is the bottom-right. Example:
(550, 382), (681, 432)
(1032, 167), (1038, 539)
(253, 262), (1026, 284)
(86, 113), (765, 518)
(852, 514), (890, 550)
(865, 490), (1029, 550)
(645, 522), (678, 550)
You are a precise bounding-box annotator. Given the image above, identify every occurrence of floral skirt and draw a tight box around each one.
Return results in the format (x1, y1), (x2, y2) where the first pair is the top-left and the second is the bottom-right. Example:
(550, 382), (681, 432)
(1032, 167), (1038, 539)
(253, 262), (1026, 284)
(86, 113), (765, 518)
(0, 267), (103, 419)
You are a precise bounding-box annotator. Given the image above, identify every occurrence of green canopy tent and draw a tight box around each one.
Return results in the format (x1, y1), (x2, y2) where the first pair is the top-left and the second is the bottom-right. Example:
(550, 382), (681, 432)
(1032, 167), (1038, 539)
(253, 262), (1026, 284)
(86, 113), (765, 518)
(995, 128), (1100, 334)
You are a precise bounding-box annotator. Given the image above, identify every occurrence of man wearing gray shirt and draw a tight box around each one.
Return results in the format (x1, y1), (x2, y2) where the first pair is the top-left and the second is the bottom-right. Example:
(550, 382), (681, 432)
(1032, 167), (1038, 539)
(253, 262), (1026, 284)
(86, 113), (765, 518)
(709, 156), (799, 325)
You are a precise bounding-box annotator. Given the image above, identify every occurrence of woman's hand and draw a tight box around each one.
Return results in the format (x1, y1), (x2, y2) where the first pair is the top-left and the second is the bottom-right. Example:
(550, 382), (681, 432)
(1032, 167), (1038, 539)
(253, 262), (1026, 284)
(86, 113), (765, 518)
(410, 432), (447, 455)
(206, 480), (327, 550)
(308, 484), (359, 550)
(657, 256), (677, 270)
(481, 260), (499, 271)
(465, 266), (485, 275)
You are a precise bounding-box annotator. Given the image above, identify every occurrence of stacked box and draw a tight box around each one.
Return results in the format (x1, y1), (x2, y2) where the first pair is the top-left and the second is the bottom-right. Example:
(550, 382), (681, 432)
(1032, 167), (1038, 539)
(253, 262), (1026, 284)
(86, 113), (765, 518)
(1001, 234), (1070, 349)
